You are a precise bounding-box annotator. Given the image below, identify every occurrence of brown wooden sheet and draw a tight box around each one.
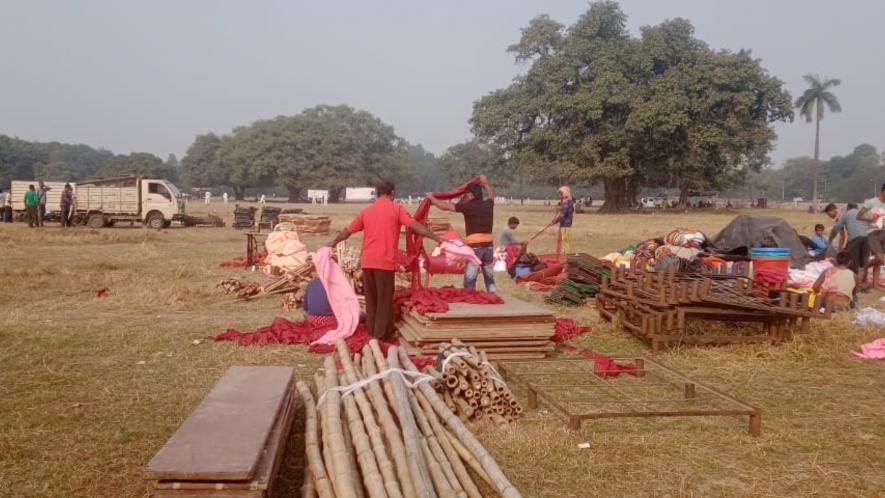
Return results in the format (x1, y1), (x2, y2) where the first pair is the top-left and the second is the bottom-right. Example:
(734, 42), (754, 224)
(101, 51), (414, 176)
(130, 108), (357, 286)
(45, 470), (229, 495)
(153, 390), (295, 491)
(419, 296), (553, 320)
(145, 366), (294, 482)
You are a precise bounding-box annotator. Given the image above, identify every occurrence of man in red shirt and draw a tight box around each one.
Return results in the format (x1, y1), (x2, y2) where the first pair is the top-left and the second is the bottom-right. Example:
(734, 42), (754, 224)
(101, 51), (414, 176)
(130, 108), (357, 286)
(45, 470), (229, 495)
(326, 181), (442, 339)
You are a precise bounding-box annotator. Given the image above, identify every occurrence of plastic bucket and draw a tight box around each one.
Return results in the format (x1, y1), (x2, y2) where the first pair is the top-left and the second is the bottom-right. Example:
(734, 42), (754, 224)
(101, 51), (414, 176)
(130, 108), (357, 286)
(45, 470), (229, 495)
(751, 256), (790, 273)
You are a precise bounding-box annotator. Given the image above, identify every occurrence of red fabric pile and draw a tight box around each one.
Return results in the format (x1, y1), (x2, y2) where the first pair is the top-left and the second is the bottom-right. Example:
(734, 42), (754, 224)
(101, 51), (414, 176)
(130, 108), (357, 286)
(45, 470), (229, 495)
(395, 286), (503, 314)
(405, 178), (481, 287)
(754, 268), (788, 284)
(95, 287), (111, 298)
(220, 250), (267, 268)
(551, 318), (636, 378)
(212, 315), (436, 369)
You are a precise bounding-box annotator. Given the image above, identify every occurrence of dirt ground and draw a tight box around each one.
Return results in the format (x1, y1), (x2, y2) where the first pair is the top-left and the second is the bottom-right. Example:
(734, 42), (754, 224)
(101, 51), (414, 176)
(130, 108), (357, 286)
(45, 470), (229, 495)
(0, 201), (883, 498)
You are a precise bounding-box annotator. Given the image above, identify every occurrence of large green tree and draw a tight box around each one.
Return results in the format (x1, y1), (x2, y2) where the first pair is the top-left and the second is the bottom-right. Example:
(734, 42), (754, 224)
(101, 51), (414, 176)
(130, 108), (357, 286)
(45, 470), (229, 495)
(0, 135), (113, 185)
(438, 140), (511, 188)
(794, 74), (842, 208)
(181, 133), (223, 189)
(472, 1), (791, 212)
(95, 152), (169, 179)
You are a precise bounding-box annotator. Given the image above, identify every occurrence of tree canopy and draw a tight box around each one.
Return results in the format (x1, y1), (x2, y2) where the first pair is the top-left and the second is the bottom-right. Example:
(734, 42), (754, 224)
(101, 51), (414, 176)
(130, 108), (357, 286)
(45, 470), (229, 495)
(471, 1), (793, 211)
(765, 144), (883, 203)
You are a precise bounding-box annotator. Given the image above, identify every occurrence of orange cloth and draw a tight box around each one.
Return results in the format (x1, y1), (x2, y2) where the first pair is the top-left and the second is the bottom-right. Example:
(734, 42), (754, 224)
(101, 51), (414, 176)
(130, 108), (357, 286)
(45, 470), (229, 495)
(465, 233), (493, 245)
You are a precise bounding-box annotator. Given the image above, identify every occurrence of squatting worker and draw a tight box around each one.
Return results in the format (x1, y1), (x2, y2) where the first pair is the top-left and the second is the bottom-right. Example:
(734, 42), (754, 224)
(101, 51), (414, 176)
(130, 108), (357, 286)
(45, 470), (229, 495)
(552, 185), (575, 254)
(326, 181), (442, 340)
(824, 202), (869, 281)
(24, 184), (39, 228)
(426, 175), (496, 292)
(857, 182), (885, 288)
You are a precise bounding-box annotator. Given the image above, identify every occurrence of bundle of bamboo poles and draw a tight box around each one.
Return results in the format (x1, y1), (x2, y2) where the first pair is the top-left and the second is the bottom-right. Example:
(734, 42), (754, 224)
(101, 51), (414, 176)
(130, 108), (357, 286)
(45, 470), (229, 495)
(425, 341), (522, 424)
(298, 339), (522, 498)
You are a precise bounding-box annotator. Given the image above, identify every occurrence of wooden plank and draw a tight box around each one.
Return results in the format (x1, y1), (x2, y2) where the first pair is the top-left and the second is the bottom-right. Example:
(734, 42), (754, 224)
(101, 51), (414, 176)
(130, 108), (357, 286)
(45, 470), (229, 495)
(145, 366), (294, 481)
(419, 296), (553, 320)
(153, 391), (295, 492)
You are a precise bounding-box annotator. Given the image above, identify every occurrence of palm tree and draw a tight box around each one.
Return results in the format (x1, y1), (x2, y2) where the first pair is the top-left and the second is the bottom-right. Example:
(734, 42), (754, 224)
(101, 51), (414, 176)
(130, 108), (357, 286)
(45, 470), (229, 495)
(795, 74), (841, 208)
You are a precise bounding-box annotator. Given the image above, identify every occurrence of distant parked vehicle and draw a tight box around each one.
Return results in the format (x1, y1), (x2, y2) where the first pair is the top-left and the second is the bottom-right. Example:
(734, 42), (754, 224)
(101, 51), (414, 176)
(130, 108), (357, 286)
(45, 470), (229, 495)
(73, 174), (186, 228)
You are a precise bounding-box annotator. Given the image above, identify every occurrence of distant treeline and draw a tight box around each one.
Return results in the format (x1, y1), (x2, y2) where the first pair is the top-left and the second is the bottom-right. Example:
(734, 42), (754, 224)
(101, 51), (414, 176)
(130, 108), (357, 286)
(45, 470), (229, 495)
(0, 135), (181, 186)
(765, 144), (885, 203)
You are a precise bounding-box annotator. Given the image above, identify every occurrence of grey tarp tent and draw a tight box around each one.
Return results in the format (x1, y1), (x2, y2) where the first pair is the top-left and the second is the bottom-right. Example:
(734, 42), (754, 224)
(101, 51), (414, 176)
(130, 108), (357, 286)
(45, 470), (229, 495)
(711, 215), (812, 268)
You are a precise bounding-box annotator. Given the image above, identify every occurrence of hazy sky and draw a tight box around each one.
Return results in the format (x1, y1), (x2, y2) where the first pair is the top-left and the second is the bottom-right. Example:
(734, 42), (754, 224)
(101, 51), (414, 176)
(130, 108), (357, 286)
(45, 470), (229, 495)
(1, 0), (882, 167)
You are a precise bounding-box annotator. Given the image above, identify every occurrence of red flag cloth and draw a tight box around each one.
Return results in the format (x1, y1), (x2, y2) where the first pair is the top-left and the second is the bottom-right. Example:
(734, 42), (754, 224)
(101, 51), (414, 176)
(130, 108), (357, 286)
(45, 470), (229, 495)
(211, 315), (436, 369)
(220, 250), (267, 268)
(394, 286), (503, 314)
(551, 318), (637, 378)
(405, 177), (482, 287)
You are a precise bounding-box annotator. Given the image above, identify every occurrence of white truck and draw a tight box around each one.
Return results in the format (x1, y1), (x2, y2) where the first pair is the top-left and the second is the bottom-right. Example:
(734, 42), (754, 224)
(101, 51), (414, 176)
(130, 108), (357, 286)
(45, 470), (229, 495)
(11, 181), (75, 220)
(73, 175), (186, 228)
(344, 187), (376, 203)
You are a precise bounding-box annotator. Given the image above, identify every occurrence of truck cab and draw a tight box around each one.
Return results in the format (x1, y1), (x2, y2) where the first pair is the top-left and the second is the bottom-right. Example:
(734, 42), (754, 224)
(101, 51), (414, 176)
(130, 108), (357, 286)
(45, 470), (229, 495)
(143, 179), (185, 227)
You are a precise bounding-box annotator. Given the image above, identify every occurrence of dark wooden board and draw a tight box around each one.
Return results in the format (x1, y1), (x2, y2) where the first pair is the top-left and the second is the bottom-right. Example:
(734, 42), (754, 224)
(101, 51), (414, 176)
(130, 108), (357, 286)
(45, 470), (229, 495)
(144, 366), (294, 482)
(153, 391), (295, 491)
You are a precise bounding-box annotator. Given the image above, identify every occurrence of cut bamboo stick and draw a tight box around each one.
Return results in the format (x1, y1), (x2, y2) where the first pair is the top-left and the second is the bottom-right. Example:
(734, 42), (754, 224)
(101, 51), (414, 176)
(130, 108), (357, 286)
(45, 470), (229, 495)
(397, 348), (523, 498)
(384, 347), (437, 498)
(336, 339), (402, 498)
(296, 381), (335, 498)
(321, 356), (361, 498)
(361, 348), (419, 498)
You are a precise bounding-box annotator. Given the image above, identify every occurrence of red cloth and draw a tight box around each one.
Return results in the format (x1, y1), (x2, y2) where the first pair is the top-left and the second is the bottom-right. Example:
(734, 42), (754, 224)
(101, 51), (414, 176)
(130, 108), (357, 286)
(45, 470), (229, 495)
(405, 178), (482, 287)
(516, 263), (565, 287)
(220, 250), (267, 268)
(395, 286), (503, 314)
(504, 244), (521, 267)
(347, 196), (415, 271)
(211, 315), (436, 369)
(551, 318), (636, 378)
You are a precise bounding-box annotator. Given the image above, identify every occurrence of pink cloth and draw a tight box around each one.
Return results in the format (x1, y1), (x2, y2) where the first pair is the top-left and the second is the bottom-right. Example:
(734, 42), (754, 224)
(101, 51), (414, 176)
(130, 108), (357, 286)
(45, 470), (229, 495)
(852, 338), (885, 359)
(440, 240), (481, 266)
(310, 247), (361, 345)
(558, 185), (572, 200)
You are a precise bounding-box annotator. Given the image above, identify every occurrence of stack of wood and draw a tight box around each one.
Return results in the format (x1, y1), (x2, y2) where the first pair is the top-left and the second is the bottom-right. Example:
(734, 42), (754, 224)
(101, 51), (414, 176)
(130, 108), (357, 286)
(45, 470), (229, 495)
(218, 278), (261, 299)
(144, 366), (295, 498)
(428, 217), (452, 235)
(298, 339), (522, 498)
(233, 206), (256, 230)
(426, 340), (523, 424)
(278, 214), (332, 235)
(397, 296), (556, 360)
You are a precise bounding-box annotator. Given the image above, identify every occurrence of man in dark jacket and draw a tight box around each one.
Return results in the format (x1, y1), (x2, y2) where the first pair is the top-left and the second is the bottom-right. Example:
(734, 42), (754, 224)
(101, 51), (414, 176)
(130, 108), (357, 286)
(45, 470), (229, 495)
(60, 184), (74, 227)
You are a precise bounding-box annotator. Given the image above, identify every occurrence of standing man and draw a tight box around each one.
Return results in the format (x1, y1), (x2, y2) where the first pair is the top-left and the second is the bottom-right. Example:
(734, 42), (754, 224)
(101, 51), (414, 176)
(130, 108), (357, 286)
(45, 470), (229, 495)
(824, 203), (869, 281)
(552, 186), (575, 255)
(60, 184), (74, 227)
(857, 182), (885, 288)
(0, 189), (6, 223)
(36, 180), (51, 226)
(204, 191), (211, 204)
(326, 181), (442, 339)
(2, 187), (11, 223)
(426, 175), (496, 292)
(222, 192), (229, 204)
(24, 184), (39, 228)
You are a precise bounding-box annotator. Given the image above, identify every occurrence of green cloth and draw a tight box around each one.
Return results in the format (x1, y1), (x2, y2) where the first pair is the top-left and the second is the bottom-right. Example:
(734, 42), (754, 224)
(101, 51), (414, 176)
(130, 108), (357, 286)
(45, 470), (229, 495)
(24, 190), (38, 206)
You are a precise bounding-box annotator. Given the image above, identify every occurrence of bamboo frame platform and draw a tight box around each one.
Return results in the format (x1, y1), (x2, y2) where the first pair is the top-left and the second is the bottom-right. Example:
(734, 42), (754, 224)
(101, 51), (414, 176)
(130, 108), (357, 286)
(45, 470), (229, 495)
(498, 357), (762, 435)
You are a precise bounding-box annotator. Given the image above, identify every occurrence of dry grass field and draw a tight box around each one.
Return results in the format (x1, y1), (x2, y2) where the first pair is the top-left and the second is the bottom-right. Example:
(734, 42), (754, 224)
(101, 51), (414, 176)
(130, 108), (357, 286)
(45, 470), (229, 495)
(1, 201), (883, 498)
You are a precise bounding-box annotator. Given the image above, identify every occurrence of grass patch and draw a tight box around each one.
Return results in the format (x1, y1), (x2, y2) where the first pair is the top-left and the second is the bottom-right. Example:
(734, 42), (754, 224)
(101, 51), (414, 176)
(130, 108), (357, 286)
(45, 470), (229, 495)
(0, 202), (883, 497)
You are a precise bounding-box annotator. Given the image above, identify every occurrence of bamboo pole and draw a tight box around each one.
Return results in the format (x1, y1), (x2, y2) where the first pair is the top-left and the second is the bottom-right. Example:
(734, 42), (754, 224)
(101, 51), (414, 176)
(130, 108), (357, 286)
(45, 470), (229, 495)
(296, 381), (335, 498)
(398, 349), (522, 498)
(361, 348), (419, 498)
(321, 357), (361, 498)
(407, 387), (464, 497)
(335, 339), (403, 498)
(383, 347), (437, 498)
(332, 348), (389, 498)
(302, 467), (317, 498)
(414, 390), (483, 498)
(314, 372), (337, 494)
(420, 437), (457, 498)
(442, 429), (493, 489)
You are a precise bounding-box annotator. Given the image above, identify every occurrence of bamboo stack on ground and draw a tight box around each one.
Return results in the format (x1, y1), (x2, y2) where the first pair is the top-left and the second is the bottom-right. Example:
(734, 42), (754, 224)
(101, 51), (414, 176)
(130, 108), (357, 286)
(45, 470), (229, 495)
(297, 338), (522, 498)
(426, 340), (522, 424)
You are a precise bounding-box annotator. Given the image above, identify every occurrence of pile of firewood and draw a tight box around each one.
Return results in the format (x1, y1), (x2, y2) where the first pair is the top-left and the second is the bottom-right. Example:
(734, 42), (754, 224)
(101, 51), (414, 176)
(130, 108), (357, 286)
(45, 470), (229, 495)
(298, 339), (522, 498)
(427, 341), (523, 424)
(217, 278), (260, 299)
